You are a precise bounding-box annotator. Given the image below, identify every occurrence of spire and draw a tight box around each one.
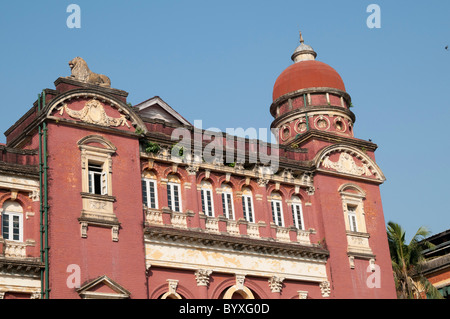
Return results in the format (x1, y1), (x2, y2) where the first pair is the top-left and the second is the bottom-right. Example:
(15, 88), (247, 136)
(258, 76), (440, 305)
(291, 31), (317, 63)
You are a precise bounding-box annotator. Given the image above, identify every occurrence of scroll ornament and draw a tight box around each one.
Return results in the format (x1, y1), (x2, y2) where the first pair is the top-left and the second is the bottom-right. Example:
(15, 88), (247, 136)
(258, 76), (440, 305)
(57, 99), (130, 128)
(322, 152), (372, 177)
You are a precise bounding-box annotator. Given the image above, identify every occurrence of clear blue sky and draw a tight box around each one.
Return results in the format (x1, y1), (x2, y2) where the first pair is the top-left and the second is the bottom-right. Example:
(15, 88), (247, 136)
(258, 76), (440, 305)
(0, 0), (449, 240)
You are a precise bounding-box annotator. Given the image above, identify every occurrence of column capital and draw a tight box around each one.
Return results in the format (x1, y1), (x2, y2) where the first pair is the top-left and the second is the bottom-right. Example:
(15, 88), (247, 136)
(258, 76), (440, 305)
(195, 269), (213, 286)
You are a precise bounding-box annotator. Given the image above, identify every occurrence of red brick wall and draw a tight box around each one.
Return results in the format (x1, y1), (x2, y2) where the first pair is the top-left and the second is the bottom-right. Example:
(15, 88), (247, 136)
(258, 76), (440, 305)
(45, 121), (147, 299)
(313, 173), (396, 298)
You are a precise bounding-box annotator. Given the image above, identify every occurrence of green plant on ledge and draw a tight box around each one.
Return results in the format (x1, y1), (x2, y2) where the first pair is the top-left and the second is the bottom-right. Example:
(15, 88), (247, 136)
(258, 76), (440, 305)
(135, 127), (145, 135)
(144, 141), (160, 154)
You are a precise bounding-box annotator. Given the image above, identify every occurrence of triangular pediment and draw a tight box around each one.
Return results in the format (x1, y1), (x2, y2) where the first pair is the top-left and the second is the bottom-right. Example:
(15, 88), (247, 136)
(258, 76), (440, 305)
(134, 96), (191, 126)
(77, 275), (130, 299)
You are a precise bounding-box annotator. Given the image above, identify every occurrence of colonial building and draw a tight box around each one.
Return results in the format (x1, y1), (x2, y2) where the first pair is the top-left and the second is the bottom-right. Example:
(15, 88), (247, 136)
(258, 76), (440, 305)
(419, 229), (450, 299)
(0, 34), (396, 299)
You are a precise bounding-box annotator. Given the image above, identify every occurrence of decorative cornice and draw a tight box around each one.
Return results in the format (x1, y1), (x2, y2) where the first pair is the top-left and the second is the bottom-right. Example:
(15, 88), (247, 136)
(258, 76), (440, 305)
(287, 130), (378, 152)
(54, 77), (129, 97)
(144, 225), (329, 260)
(0, 257), (43, 277)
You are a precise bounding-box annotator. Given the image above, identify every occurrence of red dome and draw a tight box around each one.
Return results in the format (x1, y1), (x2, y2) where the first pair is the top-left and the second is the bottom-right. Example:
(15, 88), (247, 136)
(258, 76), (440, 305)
(273, 60), (346, 101)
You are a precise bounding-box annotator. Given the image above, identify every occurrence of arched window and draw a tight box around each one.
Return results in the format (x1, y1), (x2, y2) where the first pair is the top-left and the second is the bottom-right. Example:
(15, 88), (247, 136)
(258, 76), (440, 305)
(270, 192), (284, 227)
(221, 183), (234, 220)
(167, 174), (182, 212)
(142, 170), (158, 209)
(241, 187), (254, 223)
(200, 181), (214, 217)
(291, 196), (305, 230)
(2, 201), (23, 242)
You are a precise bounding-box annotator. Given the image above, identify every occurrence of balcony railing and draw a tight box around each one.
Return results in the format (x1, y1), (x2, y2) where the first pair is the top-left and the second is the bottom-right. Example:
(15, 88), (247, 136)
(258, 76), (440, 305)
(145, 207), (313, 246)
(3, 240), (27, 258)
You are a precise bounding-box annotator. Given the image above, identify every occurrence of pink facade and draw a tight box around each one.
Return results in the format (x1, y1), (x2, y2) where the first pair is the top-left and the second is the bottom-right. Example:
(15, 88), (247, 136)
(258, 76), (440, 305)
(0, 38), (396, 299)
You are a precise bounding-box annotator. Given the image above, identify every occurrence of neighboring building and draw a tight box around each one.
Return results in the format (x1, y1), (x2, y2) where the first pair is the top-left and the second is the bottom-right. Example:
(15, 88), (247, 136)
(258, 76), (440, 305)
(421, 229), (450, 299)
(0, 34), (396, 299)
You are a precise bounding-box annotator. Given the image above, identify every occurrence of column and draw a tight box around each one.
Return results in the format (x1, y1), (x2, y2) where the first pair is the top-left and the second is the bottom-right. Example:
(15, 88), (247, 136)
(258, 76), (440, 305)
(186, 165), (200, 229)
(195, 269), (212, 299)
(268, 276), (285, 298)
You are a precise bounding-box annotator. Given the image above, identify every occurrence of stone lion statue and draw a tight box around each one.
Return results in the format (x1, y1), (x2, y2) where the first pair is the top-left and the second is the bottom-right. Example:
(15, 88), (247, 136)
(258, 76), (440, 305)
(67, 57), (111, 88)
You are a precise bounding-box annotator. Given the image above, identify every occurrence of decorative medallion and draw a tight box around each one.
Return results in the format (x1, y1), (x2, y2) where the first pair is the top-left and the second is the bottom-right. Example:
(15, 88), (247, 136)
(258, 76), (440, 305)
(294, 117), (307, 133)
(280, 124), (291, 141)
(314, 116), (330, 130)
(57, 99), (130, 128)
(334, 116), (346, 132)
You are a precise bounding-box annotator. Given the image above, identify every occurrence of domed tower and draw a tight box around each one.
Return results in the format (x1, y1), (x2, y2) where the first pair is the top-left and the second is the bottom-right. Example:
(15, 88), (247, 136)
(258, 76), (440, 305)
(270, 32), (355, 145)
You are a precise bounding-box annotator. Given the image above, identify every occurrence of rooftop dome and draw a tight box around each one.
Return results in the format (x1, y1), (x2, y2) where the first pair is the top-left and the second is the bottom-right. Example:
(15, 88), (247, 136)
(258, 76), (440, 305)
(272, 32), (346, 101)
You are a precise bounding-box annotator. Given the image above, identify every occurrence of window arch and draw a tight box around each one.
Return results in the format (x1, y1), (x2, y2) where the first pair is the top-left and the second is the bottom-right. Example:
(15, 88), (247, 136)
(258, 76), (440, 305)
(221, 183), (234, 219)
(160, 292), (182, 299)
(270, 191), (284, 227)
(241, 187), (254, 223)
(291, 196), (305, 230)
(2, 201), (23, 242)
(167, 174), (182, 212)
(200, 180), (214, 217)
(222, 285), (255, 299)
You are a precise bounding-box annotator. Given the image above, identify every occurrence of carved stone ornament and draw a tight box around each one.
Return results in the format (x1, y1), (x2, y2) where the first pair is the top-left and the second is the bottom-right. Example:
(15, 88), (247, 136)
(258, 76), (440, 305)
(112, 225), (119, 242)
(167, 279), (179, 294)
(57, 99), (130, 128)
(257, 178), (269, 187)
(80, 222), (88, 238)
(194, 269), (213, 286)
(307, 186), (315, 196)
(29, 189), (40, 202)
(67, 57), (111, 88)
(235, 274), (246, 290)
(186, 165), (199, 176)
(319, 281), (331, 298)
(322, 152), (372, 177)
(268, 276), (285, 293)
(298, 290), (308, 299)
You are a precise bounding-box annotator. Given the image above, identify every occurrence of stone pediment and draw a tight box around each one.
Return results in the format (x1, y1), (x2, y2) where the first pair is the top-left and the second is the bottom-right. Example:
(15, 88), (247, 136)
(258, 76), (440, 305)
(315, 145), (385, 182)
(46, 91), (147, 134)
(77, 275), (130, 299)
(57, 99), (130, 129)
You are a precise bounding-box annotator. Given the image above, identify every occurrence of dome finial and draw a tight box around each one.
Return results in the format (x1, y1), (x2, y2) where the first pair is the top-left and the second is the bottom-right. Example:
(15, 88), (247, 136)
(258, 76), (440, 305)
(299, 30), (304, 44)
(291, 31), (317, 63)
